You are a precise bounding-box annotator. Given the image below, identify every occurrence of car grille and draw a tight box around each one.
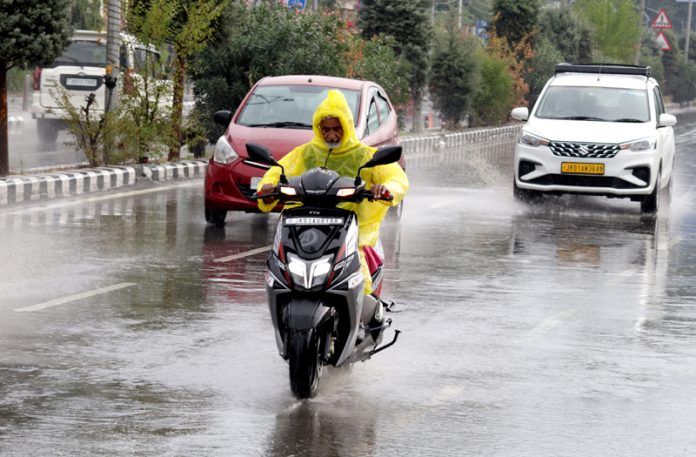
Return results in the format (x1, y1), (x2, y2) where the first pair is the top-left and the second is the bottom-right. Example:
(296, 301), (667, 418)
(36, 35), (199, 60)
(549, 142), (620, 159)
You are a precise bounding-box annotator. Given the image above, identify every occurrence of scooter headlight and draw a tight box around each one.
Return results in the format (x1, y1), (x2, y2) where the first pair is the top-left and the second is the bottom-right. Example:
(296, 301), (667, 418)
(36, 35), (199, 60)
(287, 253), (334, 289)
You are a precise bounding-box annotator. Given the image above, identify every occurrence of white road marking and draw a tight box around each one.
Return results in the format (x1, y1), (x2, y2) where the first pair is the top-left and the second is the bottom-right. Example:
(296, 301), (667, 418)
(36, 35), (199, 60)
(519, 308), (578, 342)
(14, 282), (137, 312)
(0, 181), (201, 216)
(214, 245), (272, 263)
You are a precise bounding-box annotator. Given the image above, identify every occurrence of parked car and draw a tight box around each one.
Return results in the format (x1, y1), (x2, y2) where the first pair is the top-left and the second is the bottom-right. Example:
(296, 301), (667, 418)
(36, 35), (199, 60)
(31, 30), (166, 147)
(511, 63), (676, 214)
(204, 75), (403, 226)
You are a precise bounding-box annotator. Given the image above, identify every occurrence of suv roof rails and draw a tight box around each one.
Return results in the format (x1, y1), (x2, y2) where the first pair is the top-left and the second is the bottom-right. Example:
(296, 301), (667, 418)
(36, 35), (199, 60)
(555, 63), (651, 77)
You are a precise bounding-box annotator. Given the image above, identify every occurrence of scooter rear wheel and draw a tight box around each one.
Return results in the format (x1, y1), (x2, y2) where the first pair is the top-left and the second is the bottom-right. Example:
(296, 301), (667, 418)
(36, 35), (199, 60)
(288, 330), (321, 399)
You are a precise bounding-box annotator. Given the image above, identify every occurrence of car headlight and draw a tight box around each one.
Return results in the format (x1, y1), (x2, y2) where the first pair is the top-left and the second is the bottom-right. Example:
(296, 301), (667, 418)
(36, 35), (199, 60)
(213, 135), (239, 164)
(620, 138), (656, 152)
(519, 131), (550, 147)
(287, 253), (333, 289)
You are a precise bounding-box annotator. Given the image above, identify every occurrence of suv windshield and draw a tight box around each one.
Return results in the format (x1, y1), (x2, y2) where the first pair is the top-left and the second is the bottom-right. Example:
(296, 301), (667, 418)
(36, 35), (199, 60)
(48, 40), (107, 68)
(535, 86), (650, 123)
(238, 85), (360, 128)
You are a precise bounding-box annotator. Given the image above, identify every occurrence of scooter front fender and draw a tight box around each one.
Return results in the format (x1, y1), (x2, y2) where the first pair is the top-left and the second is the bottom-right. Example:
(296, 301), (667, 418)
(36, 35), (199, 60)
(286, 297), (332, 331)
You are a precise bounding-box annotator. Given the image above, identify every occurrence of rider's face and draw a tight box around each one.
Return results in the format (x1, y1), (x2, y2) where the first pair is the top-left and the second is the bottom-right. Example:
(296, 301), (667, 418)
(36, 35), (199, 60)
(320, 117), (343, 147)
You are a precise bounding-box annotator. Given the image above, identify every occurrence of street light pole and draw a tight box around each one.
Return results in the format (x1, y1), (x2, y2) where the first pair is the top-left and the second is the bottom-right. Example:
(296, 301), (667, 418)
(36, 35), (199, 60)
(686, 1), (693, 63)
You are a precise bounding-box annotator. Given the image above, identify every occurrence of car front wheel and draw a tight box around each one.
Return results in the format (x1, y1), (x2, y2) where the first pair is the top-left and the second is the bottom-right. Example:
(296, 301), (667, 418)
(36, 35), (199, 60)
(641, 170), (661, 214)
(205, 206), (227, 227)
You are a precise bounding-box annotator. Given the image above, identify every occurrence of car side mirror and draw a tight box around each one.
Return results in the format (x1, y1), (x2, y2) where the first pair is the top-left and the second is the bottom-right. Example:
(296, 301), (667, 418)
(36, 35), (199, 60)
(658, 113), (677, 128)
(355, 145), (402, 185)
(214, 110), (233, 127)
(511, 107), (529, 121)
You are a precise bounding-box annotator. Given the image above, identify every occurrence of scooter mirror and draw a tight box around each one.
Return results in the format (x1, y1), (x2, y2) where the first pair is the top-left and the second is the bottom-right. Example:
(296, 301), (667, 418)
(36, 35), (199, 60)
(355, 146), (402, 184)
(246, 143), (278, 166)
(364, 145), (402, 168)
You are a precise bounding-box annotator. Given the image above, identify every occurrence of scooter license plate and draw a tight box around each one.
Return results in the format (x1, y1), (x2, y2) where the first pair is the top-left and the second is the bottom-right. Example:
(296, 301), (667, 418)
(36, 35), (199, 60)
(561, 162), (604, 175)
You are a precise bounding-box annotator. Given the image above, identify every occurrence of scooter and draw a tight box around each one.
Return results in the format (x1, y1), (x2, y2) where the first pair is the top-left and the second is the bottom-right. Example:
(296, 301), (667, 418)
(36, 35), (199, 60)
(249, 143), (401, 399)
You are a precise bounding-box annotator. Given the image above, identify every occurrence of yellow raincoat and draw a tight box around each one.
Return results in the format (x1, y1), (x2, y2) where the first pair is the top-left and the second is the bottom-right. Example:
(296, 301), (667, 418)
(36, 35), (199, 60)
(256, 90), (409, 294)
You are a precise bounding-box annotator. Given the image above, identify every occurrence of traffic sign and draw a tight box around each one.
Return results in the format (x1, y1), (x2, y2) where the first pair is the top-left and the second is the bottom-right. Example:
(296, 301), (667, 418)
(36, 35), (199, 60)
(287, 0), (306, 10)
(651, 8), (672, 29)
(656, 31), (672, 51)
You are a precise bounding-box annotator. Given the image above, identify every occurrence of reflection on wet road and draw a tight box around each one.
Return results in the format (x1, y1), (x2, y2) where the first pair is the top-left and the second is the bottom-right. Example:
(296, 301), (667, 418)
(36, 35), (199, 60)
(2, 114), (696, 456)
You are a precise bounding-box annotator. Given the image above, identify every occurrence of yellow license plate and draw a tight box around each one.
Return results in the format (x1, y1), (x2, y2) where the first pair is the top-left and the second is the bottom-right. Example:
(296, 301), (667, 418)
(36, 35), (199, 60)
(561, 162), (605, 175)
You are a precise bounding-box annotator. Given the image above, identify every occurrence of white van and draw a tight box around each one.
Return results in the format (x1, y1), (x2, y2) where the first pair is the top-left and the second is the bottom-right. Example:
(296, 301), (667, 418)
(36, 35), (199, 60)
(30, 30), (165, 147)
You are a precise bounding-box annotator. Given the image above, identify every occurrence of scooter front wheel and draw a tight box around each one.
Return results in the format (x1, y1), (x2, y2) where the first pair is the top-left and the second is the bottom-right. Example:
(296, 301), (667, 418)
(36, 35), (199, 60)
(288, 329), (322, 399)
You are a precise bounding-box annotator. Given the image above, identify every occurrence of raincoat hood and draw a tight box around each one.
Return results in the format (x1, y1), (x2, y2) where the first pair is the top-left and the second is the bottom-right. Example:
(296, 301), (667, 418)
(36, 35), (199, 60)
(310, 90), (360, 154)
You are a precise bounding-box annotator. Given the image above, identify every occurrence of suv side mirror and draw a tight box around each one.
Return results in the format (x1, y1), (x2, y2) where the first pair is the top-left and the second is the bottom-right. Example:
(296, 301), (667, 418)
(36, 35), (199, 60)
(511, 107), (529, 121)
(658, 113), (677, 127)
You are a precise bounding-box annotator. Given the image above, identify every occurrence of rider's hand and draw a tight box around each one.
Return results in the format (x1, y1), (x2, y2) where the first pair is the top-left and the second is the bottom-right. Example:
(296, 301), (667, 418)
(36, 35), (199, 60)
(370, 184), (391, 200)
(258, 183), (277, 204)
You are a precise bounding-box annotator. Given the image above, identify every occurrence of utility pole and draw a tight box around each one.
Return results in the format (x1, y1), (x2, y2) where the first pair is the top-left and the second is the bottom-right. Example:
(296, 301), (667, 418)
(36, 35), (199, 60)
(636, 0), (646, 64)
(458, 0), (462, 29)
(686, 1), (693, 63)
(103, 0), (121, 164)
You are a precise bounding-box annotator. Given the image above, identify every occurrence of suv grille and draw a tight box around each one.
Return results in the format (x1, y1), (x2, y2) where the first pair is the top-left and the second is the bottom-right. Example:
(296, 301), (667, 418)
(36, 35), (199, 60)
(549, 142), (620, 159)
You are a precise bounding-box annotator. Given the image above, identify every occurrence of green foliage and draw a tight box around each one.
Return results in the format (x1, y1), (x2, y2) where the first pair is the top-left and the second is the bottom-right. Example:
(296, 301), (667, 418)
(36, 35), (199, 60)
(55, 89), (112, 166)
(70, 0), (103, 30)
(470, 49), (515, 127)
(6, 67), (27, 93)
(358, 0), (432, 98)
(538, 6), (593, 64)
(490, 0), (540, 49)
(573, 0), (641, 63)
(189, 2), (349, 139)
(0, 0), (73, 70)
(669, 61), (696, 105)
(525, 36), (563, 108)
(429, 26), (480, 130)
(345, 34), (410, 109)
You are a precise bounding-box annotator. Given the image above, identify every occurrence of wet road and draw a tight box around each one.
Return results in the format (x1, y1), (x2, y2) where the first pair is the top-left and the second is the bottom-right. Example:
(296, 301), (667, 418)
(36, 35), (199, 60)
(2, 114), (696, 456)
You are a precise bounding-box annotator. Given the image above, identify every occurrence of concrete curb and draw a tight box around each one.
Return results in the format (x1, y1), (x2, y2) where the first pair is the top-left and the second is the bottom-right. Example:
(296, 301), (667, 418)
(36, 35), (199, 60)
(0, 160), (208, 207)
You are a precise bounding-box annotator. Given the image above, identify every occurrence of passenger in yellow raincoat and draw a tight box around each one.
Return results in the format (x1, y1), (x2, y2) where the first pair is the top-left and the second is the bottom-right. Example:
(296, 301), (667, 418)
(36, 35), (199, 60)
(256, 89), (409, 322)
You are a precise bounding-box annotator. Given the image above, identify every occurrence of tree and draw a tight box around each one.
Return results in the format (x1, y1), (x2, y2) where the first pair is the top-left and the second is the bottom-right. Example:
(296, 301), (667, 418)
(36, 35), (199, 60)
(70, 0), (103, 30)
(429, 24), (480, 130)
(538, 6), (593, 64)
(470, 48), (515, 127)
(525, 36), (563, 108)
(358, 0), (432, 132)
(573, 0), (641, 63)
(490, 0), (540, 49)
(126, 0), (226, 161)
(189, 2), (348, 140)
(0, 0), (73, 175)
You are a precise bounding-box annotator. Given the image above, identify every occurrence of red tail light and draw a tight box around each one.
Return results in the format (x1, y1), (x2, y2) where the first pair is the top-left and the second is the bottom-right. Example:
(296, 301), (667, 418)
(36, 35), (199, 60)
(32, 66), (41, 90)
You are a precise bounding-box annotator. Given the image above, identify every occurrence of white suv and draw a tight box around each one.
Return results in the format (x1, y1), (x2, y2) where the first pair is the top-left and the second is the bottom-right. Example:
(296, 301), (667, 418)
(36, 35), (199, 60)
(511, 63), (677, 213)
(31, 30), (164, 147)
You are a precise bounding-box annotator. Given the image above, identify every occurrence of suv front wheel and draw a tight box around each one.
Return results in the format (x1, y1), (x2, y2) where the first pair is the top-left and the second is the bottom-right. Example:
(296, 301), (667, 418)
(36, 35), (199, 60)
(640, 169), (661, 214)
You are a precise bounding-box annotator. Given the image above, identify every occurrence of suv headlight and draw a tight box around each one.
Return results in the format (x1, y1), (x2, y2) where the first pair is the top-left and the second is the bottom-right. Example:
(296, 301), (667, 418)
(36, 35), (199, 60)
(620, 138), (656, 152)
(519, 131), (550, 147)
(213, 135), (239, 164)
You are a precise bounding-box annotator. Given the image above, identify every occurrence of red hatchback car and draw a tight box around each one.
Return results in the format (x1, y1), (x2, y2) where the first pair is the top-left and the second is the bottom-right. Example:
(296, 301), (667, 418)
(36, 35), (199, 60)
(204, 75), (403, 226)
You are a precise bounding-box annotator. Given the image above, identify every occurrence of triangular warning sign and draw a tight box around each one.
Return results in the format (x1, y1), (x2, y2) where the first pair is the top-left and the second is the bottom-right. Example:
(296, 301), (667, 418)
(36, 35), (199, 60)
(656, 31), (672, 51)
(651, 8), (672, 29)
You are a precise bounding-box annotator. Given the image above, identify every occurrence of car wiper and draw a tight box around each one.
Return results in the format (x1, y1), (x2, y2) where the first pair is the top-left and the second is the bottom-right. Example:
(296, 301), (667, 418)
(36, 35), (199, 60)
(612, 118), (645, 123)
(248, 122), (312, 129)
(557, 116), (607, 121)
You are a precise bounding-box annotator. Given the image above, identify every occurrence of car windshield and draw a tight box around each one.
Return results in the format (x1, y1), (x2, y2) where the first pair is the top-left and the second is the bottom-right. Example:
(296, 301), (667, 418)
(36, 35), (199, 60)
(535, 86), (650, 122)
(237, 85), (361, 128)
(48, 40), (107, 68)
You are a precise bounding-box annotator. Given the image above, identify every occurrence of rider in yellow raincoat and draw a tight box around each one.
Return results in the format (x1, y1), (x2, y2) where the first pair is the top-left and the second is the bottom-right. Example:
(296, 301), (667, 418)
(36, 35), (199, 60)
(256, 89), (409, 305)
